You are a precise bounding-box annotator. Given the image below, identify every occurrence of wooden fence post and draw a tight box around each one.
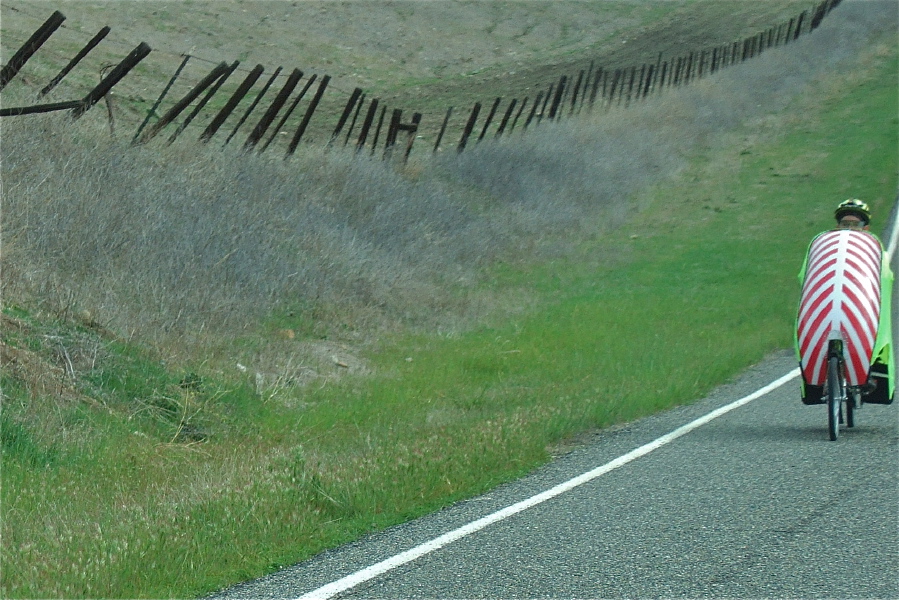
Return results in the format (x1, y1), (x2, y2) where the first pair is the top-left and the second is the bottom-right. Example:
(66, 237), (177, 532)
(641, 64), (655, 98)
(0, 10), (66, 91)
(523, 92), (541, 129)
(793, 11), (807, 40)
(356, 97), (380, 152)
(402, 112), (422, 163)
(0, 100), (81, 117)
(656, 62), (668, 94)
(168, 60), (239, 145)
(571, 60), (593, 114)
(73, 42), (152, 120)
(200, 64), (264, 143)
(458, 102), (480, 152)
(682, 54), (693, 85)
(244, 67), (303, 150)
(537, 84), (553, 122)
(286, 74), (330, 156)
(133, 59), (228, 143)
(261, 73), (317, 153)
(603, 69), (616, 105)
(495, 98), (517, 137)
(134, 54), (190, 143)
(629, 65), (644, 105)
(479, 97), (501, 140)
(810, 1), (828, 30)
(343, 92), (366, 146)
(225, 66), (281, 146)
(369, 104), (387, 156)
(652, 52), (663, 92)
(330, 87), (363, 146)
(588, 68), (602, 108)
(40, 26), (110, 97)
(383, 108), (402, 158)
(548, 75), (566, 120)
(433, 106), (453, 153)
(508, 97), (527, 133)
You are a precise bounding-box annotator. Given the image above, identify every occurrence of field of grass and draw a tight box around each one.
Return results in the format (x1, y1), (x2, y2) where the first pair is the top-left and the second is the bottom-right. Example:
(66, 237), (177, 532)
(1, 2), (897, 598)
(0, 0), (816, 150)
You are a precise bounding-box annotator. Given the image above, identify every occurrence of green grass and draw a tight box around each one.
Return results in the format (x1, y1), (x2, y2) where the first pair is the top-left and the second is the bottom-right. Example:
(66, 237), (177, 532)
(2, 27), (897, 600)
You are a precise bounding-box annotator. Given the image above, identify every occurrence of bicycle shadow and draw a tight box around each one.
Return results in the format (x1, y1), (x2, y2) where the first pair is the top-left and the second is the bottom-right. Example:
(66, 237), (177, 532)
(693, 418), (898, 444)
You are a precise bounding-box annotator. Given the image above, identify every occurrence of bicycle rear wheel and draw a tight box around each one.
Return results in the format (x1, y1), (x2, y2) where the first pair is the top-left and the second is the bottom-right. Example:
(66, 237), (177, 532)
(826, 355), (842, 441)
(846, 390), (859, 428)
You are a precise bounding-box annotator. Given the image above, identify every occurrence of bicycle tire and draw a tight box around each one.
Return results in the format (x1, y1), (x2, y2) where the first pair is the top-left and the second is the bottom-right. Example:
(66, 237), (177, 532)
(827, 355), (842, 441)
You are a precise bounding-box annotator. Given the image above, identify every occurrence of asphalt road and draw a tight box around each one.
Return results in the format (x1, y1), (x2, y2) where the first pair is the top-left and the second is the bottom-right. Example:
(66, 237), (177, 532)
(211, 211), (899, 599)
(212, 345), (898, 599)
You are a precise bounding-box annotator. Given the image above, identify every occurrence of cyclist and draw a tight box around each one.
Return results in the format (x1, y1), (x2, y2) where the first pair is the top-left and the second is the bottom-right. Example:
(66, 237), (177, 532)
(796, 199), (894, 405)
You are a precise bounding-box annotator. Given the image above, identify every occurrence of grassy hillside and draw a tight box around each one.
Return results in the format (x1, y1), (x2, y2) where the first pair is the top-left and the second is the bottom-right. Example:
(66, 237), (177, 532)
(1, 1), (897, 597)
(0, 1), (815, 146)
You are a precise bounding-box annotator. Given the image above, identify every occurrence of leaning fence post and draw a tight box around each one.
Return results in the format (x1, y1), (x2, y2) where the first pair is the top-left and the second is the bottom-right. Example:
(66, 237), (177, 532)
(606, 69), (621, 106)
(523, 92), (541, 129)
(40, 26), (110, 97)
(369, 104), (387, 157)
(458, 102), (480, 153)
(402, 112), (422, 163)
(577, 60), (598, 114)
(548, 75), (566, 120)
(356, 97), (380, 152)
(0, 100), (80, 117)
(657, 61), (668, 93)
(588, 68), (602, 108)
(244, 68), (303, 150)
(286, 74), (329, 157)
(343, 92), (366, 146)
(330, 87), (363, 146)
(0, 10), (66, 91)
(433, 106), (453, 153)
(168, 60), (239, 145)
(508, 97), (527, 133)
(383, 108), (402, 159)
(200, 64), (264, 143)
(225, 66), (281, 147)
(810, 1), (828, 30)
(631, 65), (644, 104)
(495, 98), (517, 137)
(133, 59), (228, 142)
(641, 64), (655, 98)
(134, 54), (190, 143)
(682, 55), (694, 85)
(261, 74), (316, 153)
(73, 42), (152, 121)
(537, 84), (553, 122)
(571, 68), (585, 113)
(793, 11), (807, 40)
(479, 97), (501, 140)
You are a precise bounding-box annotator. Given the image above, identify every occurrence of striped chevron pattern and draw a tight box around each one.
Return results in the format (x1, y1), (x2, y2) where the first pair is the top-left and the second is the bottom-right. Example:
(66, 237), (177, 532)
(797, 230), (882, 386)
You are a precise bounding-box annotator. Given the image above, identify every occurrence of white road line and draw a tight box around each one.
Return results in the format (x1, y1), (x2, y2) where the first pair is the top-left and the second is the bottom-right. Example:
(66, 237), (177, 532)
(296, 368), (801, 600)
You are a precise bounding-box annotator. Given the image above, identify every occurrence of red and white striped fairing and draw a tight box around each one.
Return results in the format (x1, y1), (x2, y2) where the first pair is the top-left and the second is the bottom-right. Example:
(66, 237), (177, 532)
(797, 230), (882, 386)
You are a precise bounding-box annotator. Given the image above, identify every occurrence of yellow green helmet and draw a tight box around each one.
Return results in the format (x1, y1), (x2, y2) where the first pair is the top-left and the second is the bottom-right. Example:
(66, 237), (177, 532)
(834, 198), (871, 224)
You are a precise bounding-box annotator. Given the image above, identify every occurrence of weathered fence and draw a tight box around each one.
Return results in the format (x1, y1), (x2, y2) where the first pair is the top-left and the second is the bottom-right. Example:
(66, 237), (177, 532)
(0, 0), (844, 161)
